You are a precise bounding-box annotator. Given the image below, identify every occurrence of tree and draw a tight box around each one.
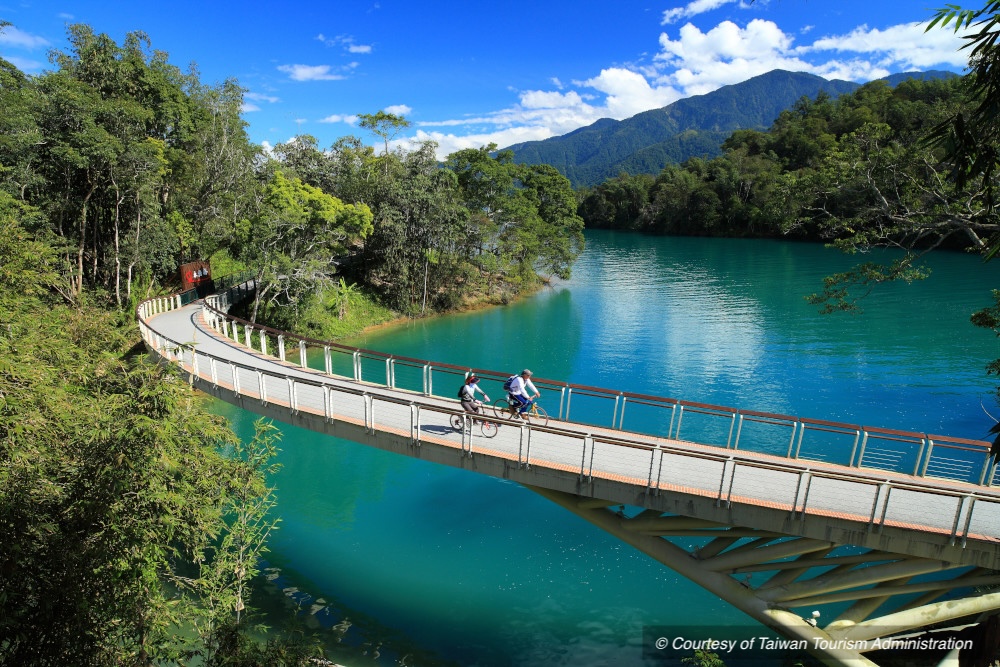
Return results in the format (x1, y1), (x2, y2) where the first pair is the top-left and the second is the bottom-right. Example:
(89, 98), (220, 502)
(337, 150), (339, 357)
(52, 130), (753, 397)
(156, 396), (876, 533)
(180, 419), (282, 660)
(358, 110), (411, 157)
(928, 2), (1000, 222)
(0, 214), (242, 664)
(235, 170), (374, 324)
(446, 145), (585, 293)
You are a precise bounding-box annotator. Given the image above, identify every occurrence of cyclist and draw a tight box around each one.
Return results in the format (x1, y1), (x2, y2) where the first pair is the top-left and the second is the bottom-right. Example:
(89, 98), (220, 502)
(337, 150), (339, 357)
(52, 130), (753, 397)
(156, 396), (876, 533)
(459, 374), (490, 416)
(507, 369), (540, 419)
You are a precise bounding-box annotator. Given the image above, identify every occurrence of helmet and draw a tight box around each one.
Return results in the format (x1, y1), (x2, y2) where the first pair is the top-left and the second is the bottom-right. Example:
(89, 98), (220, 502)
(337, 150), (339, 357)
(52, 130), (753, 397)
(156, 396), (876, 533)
(521, 369), (533, 377)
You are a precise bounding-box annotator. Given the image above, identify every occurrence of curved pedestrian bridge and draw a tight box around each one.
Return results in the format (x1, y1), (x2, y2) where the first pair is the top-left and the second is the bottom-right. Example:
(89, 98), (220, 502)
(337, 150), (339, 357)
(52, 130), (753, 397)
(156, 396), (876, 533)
(138, 280), (1000, 666)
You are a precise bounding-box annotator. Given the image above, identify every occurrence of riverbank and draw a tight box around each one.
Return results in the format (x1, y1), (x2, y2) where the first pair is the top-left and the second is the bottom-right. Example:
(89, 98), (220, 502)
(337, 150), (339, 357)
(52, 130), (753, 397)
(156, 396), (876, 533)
(291, 280), (548, 343)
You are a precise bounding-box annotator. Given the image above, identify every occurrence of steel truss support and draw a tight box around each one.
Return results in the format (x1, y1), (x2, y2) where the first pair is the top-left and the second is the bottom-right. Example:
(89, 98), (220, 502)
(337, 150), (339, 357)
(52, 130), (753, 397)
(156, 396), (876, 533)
(529, 486), (1000, 667)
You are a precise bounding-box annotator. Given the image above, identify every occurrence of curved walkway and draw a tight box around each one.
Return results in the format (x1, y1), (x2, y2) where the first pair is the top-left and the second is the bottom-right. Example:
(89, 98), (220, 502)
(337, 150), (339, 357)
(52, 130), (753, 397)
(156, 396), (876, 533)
(137, 287), (1000, 570)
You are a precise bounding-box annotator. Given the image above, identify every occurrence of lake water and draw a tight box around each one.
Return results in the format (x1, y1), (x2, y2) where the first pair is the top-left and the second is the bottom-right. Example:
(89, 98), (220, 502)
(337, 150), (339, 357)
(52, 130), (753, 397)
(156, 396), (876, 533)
(214, 231), (1000, 666)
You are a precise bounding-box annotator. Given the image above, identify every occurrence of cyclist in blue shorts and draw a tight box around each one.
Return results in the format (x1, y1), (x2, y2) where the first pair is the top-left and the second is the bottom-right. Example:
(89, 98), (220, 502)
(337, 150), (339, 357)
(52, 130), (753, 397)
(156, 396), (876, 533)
(507, 369), (540, 419)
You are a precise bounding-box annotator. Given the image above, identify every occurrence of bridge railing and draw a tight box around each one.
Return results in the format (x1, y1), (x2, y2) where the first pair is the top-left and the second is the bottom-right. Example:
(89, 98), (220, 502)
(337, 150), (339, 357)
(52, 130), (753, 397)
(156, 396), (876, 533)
(137, 298), (1000, 548)
(189, 296), (998, 488)
(139, 284), (996, 487)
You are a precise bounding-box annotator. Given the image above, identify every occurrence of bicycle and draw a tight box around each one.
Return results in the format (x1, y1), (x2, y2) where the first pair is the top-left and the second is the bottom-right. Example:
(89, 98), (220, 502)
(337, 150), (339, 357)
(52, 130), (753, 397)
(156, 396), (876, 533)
(450, 411), (499, 438)
(492, 395), (549, 427)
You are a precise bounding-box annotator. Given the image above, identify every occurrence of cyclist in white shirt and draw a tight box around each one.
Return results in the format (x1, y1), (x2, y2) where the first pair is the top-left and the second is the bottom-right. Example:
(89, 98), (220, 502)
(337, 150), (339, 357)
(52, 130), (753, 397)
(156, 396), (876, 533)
(508, 369), (540, 418)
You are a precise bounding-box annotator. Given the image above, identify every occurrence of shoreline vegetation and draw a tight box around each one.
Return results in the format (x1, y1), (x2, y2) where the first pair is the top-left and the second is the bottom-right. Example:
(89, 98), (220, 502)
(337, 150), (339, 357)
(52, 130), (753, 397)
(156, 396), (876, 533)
(5, 6), (1000, 664)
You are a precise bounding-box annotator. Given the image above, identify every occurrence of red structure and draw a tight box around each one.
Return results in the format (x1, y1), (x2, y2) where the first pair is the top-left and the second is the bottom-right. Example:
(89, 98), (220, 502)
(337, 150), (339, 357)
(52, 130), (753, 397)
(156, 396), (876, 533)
(179, 261), (211, 292)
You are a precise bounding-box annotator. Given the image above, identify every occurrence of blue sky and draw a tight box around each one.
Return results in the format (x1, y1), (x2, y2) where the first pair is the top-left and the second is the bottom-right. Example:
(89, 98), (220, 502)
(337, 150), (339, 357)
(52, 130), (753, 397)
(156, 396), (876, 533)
(0, 0), (974, 159)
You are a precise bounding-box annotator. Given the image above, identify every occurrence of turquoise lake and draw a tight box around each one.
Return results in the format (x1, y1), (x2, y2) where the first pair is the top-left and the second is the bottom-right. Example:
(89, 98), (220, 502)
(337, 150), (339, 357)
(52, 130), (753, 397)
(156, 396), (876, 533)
(214, 231), (1000, 666)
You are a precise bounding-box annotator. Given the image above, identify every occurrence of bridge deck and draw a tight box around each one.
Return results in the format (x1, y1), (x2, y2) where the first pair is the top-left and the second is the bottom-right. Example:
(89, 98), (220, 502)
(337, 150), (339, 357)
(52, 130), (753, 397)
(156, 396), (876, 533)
(140, 300), (1000, 569)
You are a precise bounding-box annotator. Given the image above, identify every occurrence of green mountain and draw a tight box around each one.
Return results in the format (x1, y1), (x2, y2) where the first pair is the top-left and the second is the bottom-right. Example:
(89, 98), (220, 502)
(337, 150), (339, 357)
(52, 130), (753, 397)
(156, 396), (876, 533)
(504, 69), (956, 188)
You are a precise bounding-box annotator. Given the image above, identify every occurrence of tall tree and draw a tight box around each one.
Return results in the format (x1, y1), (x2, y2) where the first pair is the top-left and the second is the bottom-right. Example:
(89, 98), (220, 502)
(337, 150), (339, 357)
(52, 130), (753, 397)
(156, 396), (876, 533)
(235, 170), (373, 324)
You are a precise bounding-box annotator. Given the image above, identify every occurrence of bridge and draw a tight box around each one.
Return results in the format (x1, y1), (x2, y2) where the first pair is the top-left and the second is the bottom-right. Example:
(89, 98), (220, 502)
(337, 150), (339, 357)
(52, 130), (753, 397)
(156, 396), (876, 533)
(137, 278), (1000, 667)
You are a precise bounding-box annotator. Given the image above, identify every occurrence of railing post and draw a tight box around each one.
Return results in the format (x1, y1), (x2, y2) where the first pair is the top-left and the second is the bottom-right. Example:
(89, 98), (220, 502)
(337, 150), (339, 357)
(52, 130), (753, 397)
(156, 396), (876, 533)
(323, 385), (331, 422)
(210, 358), (218, 387)
(231, 362), (240, 395)
(522, 423), (531, 468)
(914, 436), (928, 476)
(324, 346), (332, 375)
(288, 377), (297, 413)
(299, 340), (307, 368)
(789, 422), (803, 458)
(558, 386), (567, 421)
(245, 325), (253, 349)
(277, 335), (286, 362)
(564, 388), (573, 422)
(674, 405), (686, 440)
(647, 446), (659, 490)
(412, 404), (421, 446)
(732, 413), (744, 450)
(260, 333), (268, 357)
(921, 439), (935, 477)
(353, 351), (362, 381)
(257, 370), (266, 403)
(717, 457), (735, 507)
(364, 394), (374, 433)
(791, 471), (811, 519)
(855, 431), (870, 468)
(618, 396), (628, 430)
(726, 411), (738, 449)
(579, 435), (591, 479)
(949, 495), (968, 545)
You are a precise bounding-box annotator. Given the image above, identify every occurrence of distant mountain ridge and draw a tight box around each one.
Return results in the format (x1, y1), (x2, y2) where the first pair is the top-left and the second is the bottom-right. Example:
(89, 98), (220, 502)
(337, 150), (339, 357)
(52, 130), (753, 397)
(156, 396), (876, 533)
(503, 69), (958, 188)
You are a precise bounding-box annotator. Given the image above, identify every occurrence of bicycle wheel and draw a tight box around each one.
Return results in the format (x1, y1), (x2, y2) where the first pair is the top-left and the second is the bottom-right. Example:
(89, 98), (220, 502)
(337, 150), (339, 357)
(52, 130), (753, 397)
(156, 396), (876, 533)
(481, 420), (498, 438)
(528, 404), (549, 427)
(450, 414), (464, 431)
(493, 397), (515, 420)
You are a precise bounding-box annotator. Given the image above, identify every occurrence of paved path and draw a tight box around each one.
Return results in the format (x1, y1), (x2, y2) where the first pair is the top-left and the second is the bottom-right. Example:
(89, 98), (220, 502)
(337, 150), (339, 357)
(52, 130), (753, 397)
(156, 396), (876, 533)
(140, 300), (1000, 568)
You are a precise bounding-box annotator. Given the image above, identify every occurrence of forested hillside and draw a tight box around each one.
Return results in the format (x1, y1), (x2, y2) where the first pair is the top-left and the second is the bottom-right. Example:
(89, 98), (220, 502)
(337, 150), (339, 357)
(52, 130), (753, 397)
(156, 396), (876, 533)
(0, 24), (584, 331)
(0, 21), (584, 664)
(576, 74), (1000, 314)
(506, 69), (955, 188)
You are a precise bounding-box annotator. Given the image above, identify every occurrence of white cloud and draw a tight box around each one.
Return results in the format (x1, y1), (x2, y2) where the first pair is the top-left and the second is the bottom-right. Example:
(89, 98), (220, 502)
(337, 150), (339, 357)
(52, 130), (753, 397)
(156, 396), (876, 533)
(384, 104), (412, 116)
(581, 68), (681, 117)
(401, 126), (556, 160)
(0, 26), (49, 50)
(652, 18), (967, 96)
(241, 103), (261, 112)
(662, 0), (740, 25)
(316, 33), (373, 54)
(801, 22), (969, 69)
(382, 11), (970, 161)
(277, 64), (346, 81)
(1, 55), (46, 73)
(245, 92), (280, 103)
(319, 114), (359, 124)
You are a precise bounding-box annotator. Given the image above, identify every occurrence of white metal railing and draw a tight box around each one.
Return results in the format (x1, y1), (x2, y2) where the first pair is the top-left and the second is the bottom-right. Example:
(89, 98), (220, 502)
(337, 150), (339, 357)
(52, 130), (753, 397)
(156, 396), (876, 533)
(191, 294), (999, 488)
(137, 289), (1000, 550)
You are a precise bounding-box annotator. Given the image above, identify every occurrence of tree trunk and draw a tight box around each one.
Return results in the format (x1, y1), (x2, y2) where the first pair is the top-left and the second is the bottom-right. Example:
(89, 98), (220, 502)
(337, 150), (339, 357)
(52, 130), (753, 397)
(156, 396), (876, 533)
(75, 178), (97, 297)
(422, 257), (428, 313)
